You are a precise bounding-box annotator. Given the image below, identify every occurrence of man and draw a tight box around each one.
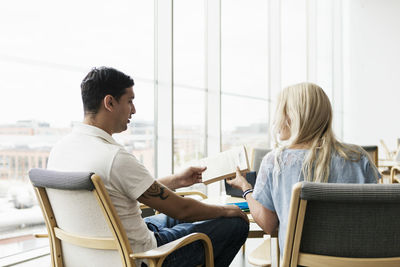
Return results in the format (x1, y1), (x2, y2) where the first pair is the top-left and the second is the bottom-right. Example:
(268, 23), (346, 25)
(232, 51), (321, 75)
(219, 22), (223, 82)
(47, 67), (249, 267)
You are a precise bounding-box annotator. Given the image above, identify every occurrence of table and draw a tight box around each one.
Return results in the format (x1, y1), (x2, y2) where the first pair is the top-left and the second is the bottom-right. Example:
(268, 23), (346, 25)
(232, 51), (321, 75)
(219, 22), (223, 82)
(378, 159), (400, 183)
(379, 159), (399, 169)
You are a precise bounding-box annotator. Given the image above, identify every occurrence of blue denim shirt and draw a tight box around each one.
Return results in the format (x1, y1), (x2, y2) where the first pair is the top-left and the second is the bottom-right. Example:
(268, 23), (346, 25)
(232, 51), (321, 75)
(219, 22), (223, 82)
(253, 148), (380, 255)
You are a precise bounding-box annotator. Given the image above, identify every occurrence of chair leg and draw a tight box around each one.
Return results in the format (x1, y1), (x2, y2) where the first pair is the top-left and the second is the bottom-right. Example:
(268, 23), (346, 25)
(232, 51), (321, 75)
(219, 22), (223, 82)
(247, 235), (272, 266)
(272, 237), (279, 267)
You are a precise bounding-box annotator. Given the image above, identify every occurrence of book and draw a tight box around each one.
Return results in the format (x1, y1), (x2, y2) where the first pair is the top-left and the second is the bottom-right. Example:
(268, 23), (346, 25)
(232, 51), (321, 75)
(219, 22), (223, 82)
(225, 171), (257, 197)
(186, 145), (250, 185)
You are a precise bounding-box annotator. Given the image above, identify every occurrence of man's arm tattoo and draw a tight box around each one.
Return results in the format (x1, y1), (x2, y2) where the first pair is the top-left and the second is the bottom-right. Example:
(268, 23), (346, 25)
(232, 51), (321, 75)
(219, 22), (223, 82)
(143, 182), (169, 200)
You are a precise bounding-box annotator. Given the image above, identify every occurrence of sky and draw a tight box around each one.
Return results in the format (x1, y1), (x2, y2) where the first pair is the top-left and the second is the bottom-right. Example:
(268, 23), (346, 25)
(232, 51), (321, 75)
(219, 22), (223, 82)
(0, 0), (270, 130)
(0, 0), (155, 127)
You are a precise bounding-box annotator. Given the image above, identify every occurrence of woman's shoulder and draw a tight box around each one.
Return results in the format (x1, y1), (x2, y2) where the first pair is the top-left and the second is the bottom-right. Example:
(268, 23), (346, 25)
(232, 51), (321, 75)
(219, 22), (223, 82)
(333, 142), (368, 159)
(260, 148), (308, 167)
(259, 149), (275, 168)
(331, 144), (371, 167)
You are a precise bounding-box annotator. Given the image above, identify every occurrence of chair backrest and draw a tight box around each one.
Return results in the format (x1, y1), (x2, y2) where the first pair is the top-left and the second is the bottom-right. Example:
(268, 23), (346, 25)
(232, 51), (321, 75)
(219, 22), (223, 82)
(395, 148), (400, 162)
(282, 182), (400, 267)
(29, 169), (134, 267)
(251, 148), (271, 173)
(380, 139), (392, 160)
(362, 145), (379, 167)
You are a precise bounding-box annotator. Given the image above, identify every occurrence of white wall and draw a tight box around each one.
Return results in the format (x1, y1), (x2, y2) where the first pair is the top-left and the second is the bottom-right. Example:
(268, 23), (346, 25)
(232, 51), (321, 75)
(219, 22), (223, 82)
(343, 0), (400, 154)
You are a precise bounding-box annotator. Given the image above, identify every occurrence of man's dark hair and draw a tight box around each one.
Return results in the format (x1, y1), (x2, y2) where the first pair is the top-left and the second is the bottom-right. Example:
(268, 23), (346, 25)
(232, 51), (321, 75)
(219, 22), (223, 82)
(81, 67), (134, 114)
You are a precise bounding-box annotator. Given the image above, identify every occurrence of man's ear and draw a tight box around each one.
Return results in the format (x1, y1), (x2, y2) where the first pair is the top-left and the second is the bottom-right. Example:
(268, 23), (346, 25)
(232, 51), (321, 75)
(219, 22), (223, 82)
(104, 95), (114, 112)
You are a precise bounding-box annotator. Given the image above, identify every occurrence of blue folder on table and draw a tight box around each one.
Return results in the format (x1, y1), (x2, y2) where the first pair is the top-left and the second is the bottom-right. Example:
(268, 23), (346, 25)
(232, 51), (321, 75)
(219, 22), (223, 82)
(228, 202), (249, 210)
(227, 201), (249, 212)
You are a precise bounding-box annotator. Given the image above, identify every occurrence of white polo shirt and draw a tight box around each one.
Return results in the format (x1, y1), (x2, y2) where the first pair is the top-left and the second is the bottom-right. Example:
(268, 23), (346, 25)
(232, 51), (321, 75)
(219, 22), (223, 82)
(47, 123), (157, 254)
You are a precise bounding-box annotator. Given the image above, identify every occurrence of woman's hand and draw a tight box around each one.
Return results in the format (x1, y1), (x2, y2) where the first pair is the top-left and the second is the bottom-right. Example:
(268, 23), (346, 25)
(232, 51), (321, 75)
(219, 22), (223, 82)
(226, 167), (253, 192)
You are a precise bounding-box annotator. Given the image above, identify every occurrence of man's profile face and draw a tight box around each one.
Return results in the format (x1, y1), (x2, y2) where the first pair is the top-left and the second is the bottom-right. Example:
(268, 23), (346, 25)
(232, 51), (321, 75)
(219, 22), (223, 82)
(112, 86), (136, 134)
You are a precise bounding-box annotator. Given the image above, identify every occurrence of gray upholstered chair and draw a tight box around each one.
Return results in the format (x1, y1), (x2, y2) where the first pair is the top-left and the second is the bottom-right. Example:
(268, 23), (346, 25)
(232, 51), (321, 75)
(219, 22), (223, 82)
(29, 168), (213, 267)
(282, 182), (400, 267)
(250, 148), (271, 173)
(361, 145), (379, 167)
(249, 181), (400, 267)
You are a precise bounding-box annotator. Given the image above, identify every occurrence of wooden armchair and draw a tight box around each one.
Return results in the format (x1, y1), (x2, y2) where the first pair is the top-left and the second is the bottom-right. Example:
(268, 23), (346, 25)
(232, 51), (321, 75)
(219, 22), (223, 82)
(282, 182), (400, 266)
(247, 232), (279, 267)
(390, 166), (400, 183)
(248, 182), (400, 267)
(250, 148), (271, 173)
(361, 145), (379, 167)
(28, 168), (213, 267)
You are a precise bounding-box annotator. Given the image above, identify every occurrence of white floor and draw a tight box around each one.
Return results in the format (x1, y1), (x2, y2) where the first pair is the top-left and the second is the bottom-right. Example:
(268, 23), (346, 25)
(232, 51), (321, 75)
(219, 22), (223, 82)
(6, 238), (269, 267)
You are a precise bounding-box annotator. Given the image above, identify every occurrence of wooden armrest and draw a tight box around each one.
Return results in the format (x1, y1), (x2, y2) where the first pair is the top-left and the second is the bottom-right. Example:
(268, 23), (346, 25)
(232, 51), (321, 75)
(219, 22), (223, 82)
(176, 190), (207, 199)
(34, 234), (49, 238)
(130, 232), (213, 261)
(140, 203), (151, 210)
(391, 166), (400, 183)
(248, 235), (272, 266)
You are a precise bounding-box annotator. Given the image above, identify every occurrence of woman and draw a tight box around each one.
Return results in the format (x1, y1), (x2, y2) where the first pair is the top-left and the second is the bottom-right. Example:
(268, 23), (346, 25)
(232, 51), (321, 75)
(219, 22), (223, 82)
(226, 82), (380, 254)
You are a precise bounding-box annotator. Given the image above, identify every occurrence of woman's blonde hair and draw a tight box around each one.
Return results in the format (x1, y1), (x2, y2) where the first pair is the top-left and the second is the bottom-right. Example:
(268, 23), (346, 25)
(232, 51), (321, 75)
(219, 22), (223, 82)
(273, 82), (364, 183)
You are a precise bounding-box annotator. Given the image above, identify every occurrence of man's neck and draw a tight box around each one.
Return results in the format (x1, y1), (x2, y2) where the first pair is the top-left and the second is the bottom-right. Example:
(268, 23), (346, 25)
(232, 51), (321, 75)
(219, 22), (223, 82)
(83, 115), (113, 135)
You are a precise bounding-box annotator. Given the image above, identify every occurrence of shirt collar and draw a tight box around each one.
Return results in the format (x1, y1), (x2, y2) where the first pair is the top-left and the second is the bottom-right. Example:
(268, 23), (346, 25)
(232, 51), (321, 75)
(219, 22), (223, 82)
(72, 122), (120, 146)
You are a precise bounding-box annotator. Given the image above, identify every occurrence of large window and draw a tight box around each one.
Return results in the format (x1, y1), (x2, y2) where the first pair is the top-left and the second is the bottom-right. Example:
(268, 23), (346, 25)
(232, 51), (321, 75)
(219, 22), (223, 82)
(0, 0), (349, 264)
(0, 0), (154, 262)
(173, 0), (206, 172)
(221, 0), (270, 150)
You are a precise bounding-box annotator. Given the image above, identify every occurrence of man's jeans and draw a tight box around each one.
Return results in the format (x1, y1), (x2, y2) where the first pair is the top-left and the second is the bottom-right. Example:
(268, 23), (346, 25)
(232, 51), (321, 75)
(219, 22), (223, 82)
(143, 214), (249, 267)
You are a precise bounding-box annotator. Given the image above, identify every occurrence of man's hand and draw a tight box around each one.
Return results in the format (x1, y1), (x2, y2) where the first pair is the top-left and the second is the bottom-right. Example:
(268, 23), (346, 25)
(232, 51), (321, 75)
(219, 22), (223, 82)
(173, 166), (207, 188)
(226, 167), (252, 192)
(157, 166), (206, 190)
(222, 205), (249, 223)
